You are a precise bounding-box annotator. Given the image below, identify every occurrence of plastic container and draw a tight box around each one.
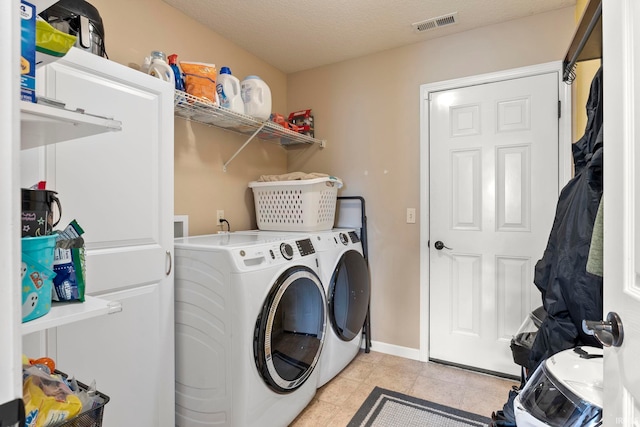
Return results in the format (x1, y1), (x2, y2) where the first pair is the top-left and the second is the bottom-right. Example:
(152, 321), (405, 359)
(216, 67), (244, 114)
(21, 235), (57, 322)
(241, 75), (271, 120)
(21, 188), (62, 237)
(168, 53), (185, 91)
(248, 176), (343, 231)
(148, 51), (174, 83)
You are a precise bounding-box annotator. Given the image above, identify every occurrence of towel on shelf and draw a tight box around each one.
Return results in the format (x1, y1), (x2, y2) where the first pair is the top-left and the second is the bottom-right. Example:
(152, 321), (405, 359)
(257, 172), (330, 182)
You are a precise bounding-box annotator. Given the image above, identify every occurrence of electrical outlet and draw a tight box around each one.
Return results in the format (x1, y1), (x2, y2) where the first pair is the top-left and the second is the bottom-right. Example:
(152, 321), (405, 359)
(406, 208), (416, 224)
(216, 210), (225, 223)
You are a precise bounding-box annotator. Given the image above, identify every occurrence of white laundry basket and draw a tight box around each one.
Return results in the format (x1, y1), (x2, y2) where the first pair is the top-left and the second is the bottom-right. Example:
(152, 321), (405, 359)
(249, 176), (343, 231)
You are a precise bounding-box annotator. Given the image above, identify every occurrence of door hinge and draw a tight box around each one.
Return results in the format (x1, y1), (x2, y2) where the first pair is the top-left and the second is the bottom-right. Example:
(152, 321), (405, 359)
(558, 100), (561, 119)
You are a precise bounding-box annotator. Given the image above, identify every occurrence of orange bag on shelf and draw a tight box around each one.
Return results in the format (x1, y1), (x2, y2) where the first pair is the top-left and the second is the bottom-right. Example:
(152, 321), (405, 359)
(180, 61), (217, 103)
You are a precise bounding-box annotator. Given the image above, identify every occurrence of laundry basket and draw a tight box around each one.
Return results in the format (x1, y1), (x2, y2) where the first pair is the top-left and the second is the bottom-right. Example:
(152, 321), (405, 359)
(56, 371), (110, 427)
(249, 176), (343, 231)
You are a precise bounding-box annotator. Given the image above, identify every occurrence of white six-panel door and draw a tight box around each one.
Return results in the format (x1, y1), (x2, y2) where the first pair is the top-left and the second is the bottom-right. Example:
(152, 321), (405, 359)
(428, 72), (560, 375)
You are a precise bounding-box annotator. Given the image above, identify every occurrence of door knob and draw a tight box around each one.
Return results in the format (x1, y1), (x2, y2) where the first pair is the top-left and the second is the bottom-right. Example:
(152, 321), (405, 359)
(582, 311), (624, 347)
(434, 241), (453, 251)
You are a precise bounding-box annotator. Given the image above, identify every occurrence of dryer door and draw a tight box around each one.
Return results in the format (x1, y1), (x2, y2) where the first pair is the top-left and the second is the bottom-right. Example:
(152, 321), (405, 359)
(329, 250), (371, 341)
(254, 265), (326, 393)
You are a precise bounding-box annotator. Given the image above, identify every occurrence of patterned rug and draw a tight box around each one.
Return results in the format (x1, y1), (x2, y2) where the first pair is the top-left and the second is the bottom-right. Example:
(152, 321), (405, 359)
(348, 387), (491, 427)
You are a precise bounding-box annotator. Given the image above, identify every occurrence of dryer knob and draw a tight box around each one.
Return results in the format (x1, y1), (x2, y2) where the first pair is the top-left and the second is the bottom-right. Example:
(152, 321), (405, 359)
(339, 233), (349, 245)
(280, 243), (294, 260)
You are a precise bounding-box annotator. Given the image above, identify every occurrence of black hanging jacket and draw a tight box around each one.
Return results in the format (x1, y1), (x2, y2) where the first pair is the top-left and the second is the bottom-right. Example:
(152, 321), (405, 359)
(527, 67), (604, 371)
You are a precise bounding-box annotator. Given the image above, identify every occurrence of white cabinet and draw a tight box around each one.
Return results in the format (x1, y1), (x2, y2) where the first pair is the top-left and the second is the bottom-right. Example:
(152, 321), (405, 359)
(21, 48), (175, 427)
(40, 48), (174, 296)
(54, 286), (168, 427)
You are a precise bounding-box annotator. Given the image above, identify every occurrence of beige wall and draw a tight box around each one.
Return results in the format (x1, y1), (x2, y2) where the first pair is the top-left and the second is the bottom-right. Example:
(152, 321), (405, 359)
(287, 7), (576, 350)
(88, 0), (576, 351)
(90, 0), (289, 235)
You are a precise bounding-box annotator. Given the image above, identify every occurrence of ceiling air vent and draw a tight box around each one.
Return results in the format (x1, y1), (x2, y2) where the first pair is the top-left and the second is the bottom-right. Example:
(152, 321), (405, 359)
(412, 12), (458, 32)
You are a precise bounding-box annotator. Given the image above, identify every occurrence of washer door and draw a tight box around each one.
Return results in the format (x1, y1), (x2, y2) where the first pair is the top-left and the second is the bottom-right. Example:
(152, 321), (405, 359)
(329, 250), (371, 341)
(254, 265), (326, 393)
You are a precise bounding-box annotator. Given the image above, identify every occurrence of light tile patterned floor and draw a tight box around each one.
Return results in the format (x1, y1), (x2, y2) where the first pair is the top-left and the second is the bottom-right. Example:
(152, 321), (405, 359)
(290, 350), (519, 426)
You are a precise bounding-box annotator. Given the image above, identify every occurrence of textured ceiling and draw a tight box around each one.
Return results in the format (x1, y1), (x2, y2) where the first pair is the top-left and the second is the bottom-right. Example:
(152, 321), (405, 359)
(162, 0), (576, 74)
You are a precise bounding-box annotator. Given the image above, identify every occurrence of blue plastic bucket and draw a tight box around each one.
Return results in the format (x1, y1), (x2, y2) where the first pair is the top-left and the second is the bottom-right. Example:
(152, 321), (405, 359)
(21, 234), (57, 322)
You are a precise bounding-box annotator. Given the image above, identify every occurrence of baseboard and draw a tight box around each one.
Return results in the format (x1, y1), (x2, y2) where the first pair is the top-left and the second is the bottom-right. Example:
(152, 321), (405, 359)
(363, 340), (421, 361)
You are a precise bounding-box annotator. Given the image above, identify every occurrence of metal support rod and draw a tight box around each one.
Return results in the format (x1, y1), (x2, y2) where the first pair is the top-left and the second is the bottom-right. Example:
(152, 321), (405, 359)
(563, 1), (602, 82)
(222, 123), (266, 172)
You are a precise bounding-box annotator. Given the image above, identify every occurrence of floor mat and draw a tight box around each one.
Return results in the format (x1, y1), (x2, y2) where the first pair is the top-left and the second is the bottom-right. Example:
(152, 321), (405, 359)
(348, 386), (491, 427)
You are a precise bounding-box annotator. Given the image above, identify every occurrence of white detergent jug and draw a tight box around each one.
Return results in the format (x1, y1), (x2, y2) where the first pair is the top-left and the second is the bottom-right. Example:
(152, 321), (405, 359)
(147, 51), (174, 83)
(216, 67), (244, 114)
(241, 75), (271, 120)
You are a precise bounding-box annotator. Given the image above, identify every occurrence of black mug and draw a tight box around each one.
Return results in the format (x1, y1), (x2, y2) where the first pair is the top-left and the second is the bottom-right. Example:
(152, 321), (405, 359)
(21, 189), (62, 237)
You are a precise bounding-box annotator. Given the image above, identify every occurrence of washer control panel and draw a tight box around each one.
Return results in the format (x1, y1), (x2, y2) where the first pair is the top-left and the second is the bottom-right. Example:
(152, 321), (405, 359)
(296, 238), (316, 256)
(339, 233), (349, 245)
(280, 242), (294, 260)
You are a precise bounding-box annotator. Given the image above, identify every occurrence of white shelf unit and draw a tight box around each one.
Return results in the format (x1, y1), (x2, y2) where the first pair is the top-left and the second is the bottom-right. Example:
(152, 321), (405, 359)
(20, 101), (122, 336)
(20, 100), (122, 150)
(173, 90), (325, 170)
(21, 296), (121, 335)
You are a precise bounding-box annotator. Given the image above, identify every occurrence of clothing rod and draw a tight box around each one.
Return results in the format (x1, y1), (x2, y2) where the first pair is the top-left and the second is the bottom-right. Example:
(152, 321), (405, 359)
(563, 1), (602, 82)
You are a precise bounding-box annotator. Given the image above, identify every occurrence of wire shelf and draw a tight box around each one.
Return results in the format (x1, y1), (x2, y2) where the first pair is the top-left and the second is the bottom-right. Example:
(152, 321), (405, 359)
(173, 91), (323, 146)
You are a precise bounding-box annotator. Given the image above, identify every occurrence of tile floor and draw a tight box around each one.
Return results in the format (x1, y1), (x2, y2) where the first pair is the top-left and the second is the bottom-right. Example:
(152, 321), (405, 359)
(290, 350), (520, 426)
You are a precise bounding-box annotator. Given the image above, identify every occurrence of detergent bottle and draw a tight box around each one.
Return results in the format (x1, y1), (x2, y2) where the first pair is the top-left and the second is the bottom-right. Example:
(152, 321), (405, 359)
(147, 51), (174, 83)
(241, 75), (272, 120)
(167, 54), (185, 91)
(216, 67), (244, 114)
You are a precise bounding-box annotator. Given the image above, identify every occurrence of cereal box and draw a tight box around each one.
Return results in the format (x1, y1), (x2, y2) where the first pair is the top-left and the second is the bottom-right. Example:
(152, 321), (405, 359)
(20, 0), (36, 103)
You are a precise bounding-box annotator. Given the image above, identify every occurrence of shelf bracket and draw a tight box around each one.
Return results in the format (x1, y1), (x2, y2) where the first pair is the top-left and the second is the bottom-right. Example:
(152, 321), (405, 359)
(107, 301), (123, 314)
(223, 123), (266, 172)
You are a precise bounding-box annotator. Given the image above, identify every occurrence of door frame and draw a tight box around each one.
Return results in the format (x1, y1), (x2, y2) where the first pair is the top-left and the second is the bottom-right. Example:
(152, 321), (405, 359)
(1, 0), (22, 405)
(418, 61), (573, 362)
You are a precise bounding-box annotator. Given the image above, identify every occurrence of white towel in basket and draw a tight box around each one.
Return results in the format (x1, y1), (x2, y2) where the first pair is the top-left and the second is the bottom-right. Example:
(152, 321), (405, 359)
(257, 172), (331, 182)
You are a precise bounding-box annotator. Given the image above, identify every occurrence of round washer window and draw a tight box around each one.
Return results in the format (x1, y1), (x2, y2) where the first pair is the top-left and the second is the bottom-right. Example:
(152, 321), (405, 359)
(254, 265), (326, 393)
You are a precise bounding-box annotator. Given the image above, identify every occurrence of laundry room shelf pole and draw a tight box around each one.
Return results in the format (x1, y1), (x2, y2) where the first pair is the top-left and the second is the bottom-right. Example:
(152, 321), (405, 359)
(223, 123), (265, 172)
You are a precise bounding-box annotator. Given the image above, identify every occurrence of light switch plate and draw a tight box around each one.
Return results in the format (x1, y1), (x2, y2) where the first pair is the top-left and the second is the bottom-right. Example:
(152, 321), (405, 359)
(407, 208), (416, 224)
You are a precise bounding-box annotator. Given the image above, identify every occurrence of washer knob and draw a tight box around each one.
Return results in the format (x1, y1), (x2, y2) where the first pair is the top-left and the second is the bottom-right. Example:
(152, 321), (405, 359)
(280, 243), (294, 260)
(339, 233), (349, 245)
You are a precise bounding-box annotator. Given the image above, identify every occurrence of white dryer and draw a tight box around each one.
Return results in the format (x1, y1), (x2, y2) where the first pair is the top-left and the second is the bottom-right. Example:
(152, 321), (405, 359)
(310, 229), (370, 387)
(174, 232), (326, 427)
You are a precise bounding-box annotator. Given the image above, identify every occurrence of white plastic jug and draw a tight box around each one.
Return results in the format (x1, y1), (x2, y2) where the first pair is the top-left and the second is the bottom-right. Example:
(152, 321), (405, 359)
(241, 75), (272, 120)
(147, 51), (174, 83)
(216, 67), (244, 114)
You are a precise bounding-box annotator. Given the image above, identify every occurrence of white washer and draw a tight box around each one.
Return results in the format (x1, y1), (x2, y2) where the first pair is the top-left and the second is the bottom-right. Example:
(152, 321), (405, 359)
(174, 232), (326, 427)
(239, 229), (371, 387)
(309, 229), (370, 387)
